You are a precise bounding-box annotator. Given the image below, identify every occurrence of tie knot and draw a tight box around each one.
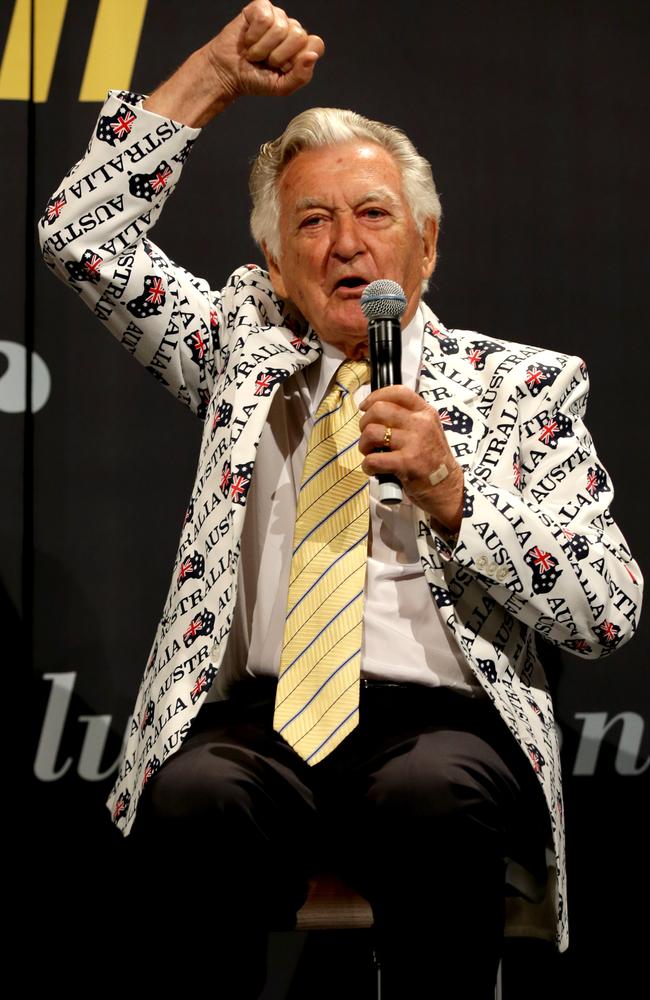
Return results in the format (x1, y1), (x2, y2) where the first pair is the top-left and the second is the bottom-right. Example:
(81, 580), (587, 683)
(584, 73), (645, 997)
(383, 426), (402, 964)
(336, 359), (371, 393)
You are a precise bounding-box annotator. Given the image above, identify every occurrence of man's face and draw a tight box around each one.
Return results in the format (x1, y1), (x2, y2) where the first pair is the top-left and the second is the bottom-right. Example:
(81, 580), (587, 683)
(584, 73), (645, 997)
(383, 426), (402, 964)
(263, 141), (438, 358)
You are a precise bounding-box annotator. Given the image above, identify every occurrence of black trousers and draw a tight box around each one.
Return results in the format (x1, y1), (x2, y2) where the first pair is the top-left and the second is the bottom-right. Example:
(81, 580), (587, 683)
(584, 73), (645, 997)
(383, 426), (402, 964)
(125, 676), (549, 998)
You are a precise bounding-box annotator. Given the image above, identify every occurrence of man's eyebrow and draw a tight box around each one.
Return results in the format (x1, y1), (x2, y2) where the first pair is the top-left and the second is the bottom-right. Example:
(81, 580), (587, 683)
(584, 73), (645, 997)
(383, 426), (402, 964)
(293, 188), (401, 213)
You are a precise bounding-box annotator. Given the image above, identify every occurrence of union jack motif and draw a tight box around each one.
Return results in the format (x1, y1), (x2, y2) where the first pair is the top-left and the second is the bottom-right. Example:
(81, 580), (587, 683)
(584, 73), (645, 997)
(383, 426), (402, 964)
(220, 461), (232, 498)
(127, 275), (167, 318)
(436, 406), (473, 435)
(523, 363), (561, 396)
(230, 461), (254, 506)
(538, 412), (573, 449)
(150, 165), (173, 192)
(210, 308), (220, 328)
(594, 619), (621, 646)
(463, 339), (505, 370)
(111, 111), (136, 138)
(184, 328), (208, 366)
(525, 544), (562, 594)
(531, 547), (555, 573)
(514, 459), (522, 488)
(46, 193), (66, 223)
(525, 367), (547, 387)
(539, 420), (559, 443)
(212, 401), (233, 432)
(182, 609), (215, 648)
(84, 253), (102, 277)
(177, 551), (205, 587)
(65, 248), (104, 284)
(586, 464), (609, 500)
(253, 367), (288, 396)
(190, 664), (218, 704)
(142, 755), (161, 788)
(112, 791), (130, 823)
(146, 278), (165, 304)
(96, 104), (138, 145)
(290, 335), (311, 355)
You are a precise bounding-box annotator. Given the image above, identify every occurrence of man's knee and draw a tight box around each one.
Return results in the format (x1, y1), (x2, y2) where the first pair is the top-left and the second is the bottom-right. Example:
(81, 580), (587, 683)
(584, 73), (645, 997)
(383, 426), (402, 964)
(364, 729), (509, 832)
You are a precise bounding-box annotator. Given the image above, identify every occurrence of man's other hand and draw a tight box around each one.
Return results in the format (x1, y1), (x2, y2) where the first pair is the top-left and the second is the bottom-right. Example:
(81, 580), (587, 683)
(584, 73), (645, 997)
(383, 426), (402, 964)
(359, 386), (465, 535)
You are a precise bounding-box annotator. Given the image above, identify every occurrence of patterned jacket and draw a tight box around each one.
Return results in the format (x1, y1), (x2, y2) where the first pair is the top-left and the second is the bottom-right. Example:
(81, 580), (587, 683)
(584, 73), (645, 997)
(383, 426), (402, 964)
(39, 91), (643, 953)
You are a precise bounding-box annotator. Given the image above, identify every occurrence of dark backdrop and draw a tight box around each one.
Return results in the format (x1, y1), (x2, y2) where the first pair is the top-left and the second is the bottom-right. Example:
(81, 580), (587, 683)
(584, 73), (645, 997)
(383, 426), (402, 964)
(2, 0), (647, 995)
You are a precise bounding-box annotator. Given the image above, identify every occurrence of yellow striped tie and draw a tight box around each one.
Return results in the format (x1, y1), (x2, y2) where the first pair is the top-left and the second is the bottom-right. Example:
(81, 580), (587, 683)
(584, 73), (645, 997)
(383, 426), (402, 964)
(273, 358), (371, 765)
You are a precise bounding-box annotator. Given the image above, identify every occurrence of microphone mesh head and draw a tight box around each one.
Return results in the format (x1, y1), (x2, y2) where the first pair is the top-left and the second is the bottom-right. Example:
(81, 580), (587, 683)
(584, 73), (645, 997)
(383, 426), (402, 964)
(360, 280), (407, 320)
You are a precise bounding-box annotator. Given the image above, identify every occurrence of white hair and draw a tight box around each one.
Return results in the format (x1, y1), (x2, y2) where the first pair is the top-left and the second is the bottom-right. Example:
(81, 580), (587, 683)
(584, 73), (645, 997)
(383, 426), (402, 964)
(249, 107), (442, 295)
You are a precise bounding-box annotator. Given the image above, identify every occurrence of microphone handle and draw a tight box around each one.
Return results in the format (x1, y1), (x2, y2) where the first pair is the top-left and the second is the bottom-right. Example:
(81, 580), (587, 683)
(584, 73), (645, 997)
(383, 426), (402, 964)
(368, 318), (403, 505)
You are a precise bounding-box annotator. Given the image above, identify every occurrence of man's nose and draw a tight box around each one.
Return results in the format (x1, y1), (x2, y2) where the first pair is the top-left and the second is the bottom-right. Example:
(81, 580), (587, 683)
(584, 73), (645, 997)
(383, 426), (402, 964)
(331, 215), (365, 260)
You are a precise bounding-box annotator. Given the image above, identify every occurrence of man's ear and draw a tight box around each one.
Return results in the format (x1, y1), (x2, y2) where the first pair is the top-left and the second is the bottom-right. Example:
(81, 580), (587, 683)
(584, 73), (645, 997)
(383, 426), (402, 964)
(421, 218), (439, 280)
(261, 241), (289, 300)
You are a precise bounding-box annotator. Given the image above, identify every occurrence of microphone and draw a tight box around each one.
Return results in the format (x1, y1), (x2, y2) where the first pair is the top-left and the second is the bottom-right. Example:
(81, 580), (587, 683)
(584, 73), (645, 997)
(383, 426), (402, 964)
(360, 279), (407, 505)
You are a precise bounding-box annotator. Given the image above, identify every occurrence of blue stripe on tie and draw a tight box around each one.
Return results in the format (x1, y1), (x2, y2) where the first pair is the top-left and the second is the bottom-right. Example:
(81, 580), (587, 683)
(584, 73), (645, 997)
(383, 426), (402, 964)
(301, 437), (360, 489)
(313, 394), (346, 426)
(293, 483), (368, 556)
(286, 533), (368, 619)
(281, 591), (363, 675)
(277, 648), (361, 734)
(305, 704), (360, 763)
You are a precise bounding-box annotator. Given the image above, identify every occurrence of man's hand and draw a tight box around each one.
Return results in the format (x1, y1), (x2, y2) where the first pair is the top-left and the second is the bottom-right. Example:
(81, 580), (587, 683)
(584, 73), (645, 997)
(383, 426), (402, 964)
(144, 2), (324, 127)
(358, 386), (465, 534)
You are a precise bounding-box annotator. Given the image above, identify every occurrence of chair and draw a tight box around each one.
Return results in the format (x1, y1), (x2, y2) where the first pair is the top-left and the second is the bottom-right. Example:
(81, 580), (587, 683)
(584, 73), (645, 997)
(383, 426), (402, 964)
(292, 861), (557, 999)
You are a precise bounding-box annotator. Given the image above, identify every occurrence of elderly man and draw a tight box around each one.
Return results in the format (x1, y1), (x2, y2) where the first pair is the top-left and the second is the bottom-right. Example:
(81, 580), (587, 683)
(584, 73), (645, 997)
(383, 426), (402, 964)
(39, 2), (641, 996)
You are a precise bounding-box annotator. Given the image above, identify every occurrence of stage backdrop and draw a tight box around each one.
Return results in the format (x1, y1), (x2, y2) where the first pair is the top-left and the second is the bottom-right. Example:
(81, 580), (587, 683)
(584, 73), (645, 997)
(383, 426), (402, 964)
(3, 0), (647, 995)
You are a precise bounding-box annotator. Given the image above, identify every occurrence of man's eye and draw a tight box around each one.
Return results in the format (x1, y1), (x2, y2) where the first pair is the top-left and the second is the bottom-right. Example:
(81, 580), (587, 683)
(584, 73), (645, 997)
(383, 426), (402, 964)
(363, 208), (387, 219)
(301, 215), (324, 227)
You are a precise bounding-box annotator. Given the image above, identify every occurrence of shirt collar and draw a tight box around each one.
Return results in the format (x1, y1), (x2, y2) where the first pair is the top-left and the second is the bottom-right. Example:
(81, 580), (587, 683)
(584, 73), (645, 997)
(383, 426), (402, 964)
(307, 302), (425, 413)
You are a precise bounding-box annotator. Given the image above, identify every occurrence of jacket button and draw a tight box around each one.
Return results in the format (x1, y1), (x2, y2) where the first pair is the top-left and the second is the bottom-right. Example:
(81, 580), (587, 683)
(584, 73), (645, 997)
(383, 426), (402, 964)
(496, 566), (508, 581)
(476, 556), (488, 570)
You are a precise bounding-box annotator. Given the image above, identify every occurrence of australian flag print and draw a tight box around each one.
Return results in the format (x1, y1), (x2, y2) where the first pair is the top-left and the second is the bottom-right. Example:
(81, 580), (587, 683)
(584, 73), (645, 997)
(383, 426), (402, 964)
(466, 340), (506, 370)
(142, 755), (161, 788)
(42, 191), (66, 227)
(129, 161), (174, 201)
(538, 412), (573, 449)
(183, 609), (215, 648)
(177, 551), (205, 588)
(190, 664), (218, 704)
(127, 276), (167, 318)
(183, 327), (209, 367)
(437, 406), (473, 435)
(524, 363), (561, 396)
(230, 461), (253, 505)
(96, 104), (137, 145)
(254, 367), (289, 396)
(586, 465), (609, 500)
(525, 545), (563, 594)
(65, 250), (103, 284)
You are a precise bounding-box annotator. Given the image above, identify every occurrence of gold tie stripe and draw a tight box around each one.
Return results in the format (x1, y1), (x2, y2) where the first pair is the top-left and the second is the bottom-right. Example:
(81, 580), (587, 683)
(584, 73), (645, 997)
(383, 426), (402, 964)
(273, 359), (371, 765)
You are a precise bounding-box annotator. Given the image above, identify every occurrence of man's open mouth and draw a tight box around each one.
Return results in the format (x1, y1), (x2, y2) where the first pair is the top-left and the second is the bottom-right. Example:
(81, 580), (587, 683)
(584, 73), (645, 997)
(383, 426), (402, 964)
(334, 277), (369, 292)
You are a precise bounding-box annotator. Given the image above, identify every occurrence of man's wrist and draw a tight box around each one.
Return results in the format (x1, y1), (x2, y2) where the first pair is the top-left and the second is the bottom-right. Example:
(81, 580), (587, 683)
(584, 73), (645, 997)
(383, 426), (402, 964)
(143, 48), (236, 128)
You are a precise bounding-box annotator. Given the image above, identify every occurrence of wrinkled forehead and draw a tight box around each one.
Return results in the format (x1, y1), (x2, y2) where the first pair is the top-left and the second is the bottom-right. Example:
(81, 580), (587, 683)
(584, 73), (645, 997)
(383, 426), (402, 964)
(277, 141), (407, 214)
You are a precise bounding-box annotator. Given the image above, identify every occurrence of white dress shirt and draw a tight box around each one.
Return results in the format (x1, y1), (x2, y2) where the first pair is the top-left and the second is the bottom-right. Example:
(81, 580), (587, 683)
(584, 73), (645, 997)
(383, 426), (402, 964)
(205, 303), (485, 702)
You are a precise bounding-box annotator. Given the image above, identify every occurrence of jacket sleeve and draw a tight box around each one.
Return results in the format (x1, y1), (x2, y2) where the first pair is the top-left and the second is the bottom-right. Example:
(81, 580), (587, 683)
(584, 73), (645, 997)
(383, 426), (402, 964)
(38, 89), (224, 418)
(431, 354), (643, 658)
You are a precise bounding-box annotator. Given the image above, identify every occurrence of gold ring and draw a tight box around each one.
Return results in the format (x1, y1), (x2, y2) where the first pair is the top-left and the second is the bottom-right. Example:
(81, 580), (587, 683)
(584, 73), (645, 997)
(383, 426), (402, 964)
(383, 426), (392, 448)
